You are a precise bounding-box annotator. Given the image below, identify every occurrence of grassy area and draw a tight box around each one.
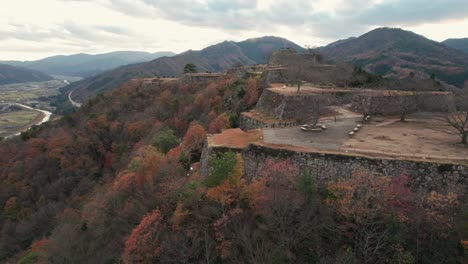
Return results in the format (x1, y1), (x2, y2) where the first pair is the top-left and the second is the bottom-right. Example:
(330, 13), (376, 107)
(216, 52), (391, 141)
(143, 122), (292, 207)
(0, 110), (40, 137)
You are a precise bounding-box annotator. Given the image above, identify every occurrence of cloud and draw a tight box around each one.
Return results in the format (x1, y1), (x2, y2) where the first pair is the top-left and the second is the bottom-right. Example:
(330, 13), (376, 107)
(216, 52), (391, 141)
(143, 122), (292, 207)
(2, 0), (468, 60)
(354, 0), (468, 26)
(0, 22), (135, 44)
(99, 0), (468, 39)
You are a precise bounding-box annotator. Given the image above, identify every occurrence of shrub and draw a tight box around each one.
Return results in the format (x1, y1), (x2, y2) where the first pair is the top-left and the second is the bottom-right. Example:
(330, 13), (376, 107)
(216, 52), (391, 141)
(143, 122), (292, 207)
(205, 151), (237, 188)
(151, 128), (178, 154)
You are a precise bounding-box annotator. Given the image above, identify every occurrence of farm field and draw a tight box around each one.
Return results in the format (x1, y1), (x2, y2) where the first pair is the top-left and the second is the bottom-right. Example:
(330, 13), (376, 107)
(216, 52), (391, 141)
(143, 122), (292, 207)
(0, 109), (41, 137)
(0, 80), (67, 103)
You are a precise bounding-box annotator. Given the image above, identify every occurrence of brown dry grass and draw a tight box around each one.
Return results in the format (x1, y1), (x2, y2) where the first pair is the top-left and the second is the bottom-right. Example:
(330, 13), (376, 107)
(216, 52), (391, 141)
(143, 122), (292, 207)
(208, 128), (262, 149)
(268, 86), (360, 96)
(343, 118), (468, 162)
(243, 110), (290, 124)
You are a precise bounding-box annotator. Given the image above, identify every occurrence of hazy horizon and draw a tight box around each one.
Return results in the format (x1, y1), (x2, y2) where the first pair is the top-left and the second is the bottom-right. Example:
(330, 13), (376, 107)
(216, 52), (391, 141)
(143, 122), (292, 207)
(1, 0), (468, 61)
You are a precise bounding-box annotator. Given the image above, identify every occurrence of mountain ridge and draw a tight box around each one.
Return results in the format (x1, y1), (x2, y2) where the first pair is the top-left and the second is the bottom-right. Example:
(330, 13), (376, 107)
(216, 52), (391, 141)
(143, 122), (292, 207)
(65, 36), (304, 101)
(1, 51), (176, 78)
(321, 27), (468, 87)
(0, 63), (53, 85)
(442, 38), (468, 54)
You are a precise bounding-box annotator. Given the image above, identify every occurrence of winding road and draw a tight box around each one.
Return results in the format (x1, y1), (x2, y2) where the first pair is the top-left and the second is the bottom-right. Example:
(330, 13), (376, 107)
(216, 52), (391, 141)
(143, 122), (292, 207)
(66, 80), (82, 108)
(68, 90), (82, 107)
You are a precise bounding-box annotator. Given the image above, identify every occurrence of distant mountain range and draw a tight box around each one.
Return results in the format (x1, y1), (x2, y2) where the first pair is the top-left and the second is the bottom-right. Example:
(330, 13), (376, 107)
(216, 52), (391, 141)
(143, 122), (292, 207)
(66, 36), (304, 101)
(442, 38), (468, 54)
(0, 64), (53, 85)
(321, 28), (468, 88)
(62, 29), (468, 103)
(1, 51), (175, 78)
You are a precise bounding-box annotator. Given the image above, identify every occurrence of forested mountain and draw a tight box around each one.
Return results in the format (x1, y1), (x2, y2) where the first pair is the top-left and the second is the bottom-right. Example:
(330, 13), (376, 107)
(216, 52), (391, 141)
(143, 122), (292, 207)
(63, 36), (304, 101)
(0, 64), (53, 85)
(443, 38), (468, 54)
(321, 28), (468, 88)
(1, 51), (175, 78)
(0, 72), (465, 263)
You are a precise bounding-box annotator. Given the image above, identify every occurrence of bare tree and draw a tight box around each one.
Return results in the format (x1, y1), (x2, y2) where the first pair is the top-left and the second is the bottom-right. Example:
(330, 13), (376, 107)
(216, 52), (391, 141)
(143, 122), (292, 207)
(435, 93), (468, 145)
(388, 90), (420, 122)
(287, 62), (306, 93)
(305, 94), (329, 127)
(353, 94), (376, 121)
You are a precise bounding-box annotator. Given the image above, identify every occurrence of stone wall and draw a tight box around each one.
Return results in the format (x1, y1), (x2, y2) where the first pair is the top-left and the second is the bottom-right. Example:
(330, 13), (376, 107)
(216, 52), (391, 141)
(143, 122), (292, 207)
(351, 93), (453, 115)
(256, 88), (453, 121)
(199, 142), (211, 178)
(259, 69), (288, 87)
(239, 112), (299, 131)
(255, 89), (359, 121)
(242, 144), (468, 195)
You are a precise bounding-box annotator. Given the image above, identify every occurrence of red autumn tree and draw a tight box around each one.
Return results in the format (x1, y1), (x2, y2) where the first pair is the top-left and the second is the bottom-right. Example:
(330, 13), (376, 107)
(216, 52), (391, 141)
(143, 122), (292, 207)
(249, 158), (300, 217)
(182, 122), (206, 161)
(243, 78), (259, 107)
(122, 210), (163, 264)
(208, 113), (230, 134)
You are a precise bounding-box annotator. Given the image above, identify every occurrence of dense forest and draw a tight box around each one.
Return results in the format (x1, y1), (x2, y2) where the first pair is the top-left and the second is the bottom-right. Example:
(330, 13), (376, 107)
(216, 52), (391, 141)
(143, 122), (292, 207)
(0, 73), (466, 263)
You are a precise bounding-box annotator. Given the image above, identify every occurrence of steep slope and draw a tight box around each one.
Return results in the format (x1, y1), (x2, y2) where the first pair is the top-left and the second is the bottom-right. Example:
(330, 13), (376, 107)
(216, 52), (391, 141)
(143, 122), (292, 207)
(1, 51), (175, 78)
(321, 28), (468, 87)
(66, 36), (303, 101)
(443, 38), (468, 54)
(0, 64), (53, 85)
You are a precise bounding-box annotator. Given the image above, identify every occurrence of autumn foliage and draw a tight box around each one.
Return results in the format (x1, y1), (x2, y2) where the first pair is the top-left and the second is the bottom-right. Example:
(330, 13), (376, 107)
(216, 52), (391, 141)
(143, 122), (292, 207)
(0, 72), (465, 263)
(123, 210), (163, 264)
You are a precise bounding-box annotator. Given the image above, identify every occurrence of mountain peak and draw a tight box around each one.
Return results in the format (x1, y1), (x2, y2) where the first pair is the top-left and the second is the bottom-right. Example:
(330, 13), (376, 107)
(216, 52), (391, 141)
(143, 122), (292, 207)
(66, 36), (304, 101)
(443, 38), (468, 54)
(321, 27), (468, 87)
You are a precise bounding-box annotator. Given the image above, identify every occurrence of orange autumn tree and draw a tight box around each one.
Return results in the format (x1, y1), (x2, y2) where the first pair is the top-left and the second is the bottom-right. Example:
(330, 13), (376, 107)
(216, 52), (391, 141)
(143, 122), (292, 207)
(206, 154), (244, 210)
(182, 122), (206, 161)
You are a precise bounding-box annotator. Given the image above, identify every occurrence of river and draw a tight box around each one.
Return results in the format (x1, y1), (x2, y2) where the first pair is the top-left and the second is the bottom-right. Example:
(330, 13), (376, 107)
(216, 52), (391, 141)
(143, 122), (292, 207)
(4, 103), (52, 139)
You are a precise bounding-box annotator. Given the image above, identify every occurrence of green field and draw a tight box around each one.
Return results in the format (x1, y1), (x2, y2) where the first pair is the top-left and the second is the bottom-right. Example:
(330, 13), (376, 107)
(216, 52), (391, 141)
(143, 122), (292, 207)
(0, 110), (40, 137)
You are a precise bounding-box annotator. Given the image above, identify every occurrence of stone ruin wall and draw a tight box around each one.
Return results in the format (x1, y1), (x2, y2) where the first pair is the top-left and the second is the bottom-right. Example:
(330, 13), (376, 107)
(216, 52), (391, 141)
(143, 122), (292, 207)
(352, 93), (453, 115)
(199, 143), (467, 196)
(255, 89), (359, 121)
(256, 89), (453, 122)
(242, 144), (468, 195)
(239, 112), (300, 131)
(259, 69), (288, 88)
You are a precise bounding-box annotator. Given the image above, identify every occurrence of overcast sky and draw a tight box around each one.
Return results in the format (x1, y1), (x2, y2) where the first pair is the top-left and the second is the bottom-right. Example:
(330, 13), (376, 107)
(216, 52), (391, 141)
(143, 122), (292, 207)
(1, 0), (468, 60)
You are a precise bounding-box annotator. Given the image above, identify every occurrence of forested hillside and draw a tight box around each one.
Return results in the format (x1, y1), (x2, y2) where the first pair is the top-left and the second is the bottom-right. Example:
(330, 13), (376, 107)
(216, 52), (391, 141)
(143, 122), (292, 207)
(63, 36), (304, 102)
(0, 73), (466, 263)
(443, 38), (468, 54)
(0, 64), (53, 85)
(321, 28), (468, 88)
(1, 51), (175, 78)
